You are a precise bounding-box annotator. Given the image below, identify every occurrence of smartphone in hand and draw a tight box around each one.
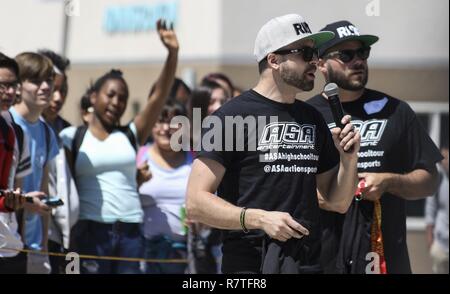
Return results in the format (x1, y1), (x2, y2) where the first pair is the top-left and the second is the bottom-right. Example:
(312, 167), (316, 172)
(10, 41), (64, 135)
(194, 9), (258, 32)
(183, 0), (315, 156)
(43, 196), (64, 207)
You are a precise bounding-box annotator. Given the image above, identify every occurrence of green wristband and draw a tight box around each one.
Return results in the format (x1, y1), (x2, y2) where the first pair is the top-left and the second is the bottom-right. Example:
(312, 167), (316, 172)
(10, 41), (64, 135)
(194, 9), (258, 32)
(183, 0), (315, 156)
(240, 207), (249, 233)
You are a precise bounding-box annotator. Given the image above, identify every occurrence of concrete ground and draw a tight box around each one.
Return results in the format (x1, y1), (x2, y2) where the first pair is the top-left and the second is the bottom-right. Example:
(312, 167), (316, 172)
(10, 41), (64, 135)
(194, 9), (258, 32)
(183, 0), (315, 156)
(408, 230), (434, 274)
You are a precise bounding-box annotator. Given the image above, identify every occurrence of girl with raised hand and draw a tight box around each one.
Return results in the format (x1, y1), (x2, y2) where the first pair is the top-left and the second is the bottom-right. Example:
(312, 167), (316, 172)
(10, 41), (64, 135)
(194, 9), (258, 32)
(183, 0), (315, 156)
(60, 19), (179, 274)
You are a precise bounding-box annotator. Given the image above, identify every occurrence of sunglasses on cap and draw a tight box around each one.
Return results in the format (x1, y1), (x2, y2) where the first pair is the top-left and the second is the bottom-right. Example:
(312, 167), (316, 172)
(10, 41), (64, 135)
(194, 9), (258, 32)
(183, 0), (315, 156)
(273, 47), (319, 62)
(323, 47), (371, 63)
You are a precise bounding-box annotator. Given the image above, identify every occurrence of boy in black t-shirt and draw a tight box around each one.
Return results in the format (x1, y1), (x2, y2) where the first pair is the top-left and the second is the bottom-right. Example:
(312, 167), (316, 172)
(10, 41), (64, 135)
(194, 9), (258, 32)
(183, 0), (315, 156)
(307, 20), (443, 274)
(186, 14), (362, 274)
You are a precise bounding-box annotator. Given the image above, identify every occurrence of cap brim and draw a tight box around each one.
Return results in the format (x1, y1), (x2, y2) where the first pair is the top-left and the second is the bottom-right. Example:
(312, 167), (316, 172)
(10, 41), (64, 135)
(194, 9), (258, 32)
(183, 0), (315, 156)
(347, 35), (379, 47)
(303, 31), (335, 48)
(318, 34), (379, 56)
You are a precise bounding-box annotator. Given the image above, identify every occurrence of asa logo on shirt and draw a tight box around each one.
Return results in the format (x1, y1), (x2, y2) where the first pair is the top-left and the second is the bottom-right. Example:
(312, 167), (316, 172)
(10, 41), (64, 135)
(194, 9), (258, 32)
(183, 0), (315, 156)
(329, 119), (387, 146)
(259, 122), (316, 149)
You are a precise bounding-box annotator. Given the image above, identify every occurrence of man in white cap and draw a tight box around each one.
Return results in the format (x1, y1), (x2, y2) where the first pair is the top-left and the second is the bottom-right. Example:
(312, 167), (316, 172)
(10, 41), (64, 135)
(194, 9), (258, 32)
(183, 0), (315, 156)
(186, 14), (361, 273)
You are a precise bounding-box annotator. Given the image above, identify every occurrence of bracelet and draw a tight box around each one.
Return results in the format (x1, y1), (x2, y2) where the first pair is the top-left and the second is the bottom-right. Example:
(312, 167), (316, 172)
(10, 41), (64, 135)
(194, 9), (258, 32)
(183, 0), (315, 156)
(240, 207), (249, 233)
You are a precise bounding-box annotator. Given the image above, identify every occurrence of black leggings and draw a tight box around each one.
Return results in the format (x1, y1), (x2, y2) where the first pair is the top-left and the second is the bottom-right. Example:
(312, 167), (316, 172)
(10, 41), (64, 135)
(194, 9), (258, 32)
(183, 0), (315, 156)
(0, 252), (27, 274)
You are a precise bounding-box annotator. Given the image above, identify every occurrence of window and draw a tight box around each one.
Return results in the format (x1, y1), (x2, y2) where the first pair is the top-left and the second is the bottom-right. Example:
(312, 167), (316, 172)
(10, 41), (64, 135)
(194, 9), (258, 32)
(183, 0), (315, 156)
(405, 102), (448, 227)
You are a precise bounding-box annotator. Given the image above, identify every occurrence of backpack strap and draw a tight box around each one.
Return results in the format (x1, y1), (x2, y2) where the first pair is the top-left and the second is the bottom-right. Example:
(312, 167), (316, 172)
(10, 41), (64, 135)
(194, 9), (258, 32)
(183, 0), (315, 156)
(70, 125), (88, 176)
(8, 114), (24, 159)
(0, 118), (15, 189)
(43, 121), (51, 164)
(117, 125), (138, 152)
(0, 117), (14, 152)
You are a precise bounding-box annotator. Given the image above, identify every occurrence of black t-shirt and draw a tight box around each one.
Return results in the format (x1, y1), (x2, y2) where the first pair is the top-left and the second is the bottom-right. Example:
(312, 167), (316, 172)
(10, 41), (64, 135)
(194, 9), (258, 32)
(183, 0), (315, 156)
(197, 90), (339, 273)
(307, 88), (443, 274)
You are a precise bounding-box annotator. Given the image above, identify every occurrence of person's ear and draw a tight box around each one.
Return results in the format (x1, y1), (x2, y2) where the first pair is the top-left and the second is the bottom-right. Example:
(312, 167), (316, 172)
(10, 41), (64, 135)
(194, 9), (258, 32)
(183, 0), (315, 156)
(267, 53), (281, 70)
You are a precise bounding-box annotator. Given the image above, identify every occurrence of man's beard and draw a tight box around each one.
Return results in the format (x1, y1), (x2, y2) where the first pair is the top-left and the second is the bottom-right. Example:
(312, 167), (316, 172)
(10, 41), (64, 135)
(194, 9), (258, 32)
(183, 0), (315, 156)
(280, 64), (316, 91)
(327, 63), (368, 91)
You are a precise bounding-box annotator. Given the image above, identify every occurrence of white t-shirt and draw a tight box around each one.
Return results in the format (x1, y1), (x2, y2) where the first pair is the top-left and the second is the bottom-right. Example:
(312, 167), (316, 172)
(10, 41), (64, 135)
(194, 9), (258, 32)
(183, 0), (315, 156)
(138, 146), (192, 241)
(60, 123), (143, 223)
(0, 111), (32, 258)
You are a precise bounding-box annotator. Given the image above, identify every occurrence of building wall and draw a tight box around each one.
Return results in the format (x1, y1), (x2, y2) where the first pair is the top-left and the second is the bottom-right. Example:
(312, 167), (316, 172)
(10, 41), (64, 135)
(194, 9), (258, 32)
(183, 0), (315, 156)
(219, 0), (449, 67)
(66, 0), (224, 62)
(61, 63), (449, 125)
(1, 0), (448, 66)
(0, 0), (64, 56)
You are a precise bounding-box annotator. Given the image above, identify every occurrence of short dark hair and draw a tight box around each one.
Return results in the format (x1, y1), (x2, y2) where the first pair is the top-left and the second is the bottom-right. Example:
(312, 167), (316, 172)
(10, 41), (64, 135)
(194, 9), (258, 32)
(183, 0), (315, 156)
(38, 49), (70, 97)
(258, 58), (269, 74)
(170, 78), (191, 98)
(38, 49), (70, 73)
(189, 86), (213, 120)
(160, 99), (188, 121)
(200, 78), (223, 92)
(80, 83), (94, 111)
(201, 73), (234, 93)
(90, 69), (129, 98)
(0, 52), (20, 77)
(149, 77), (191, 101)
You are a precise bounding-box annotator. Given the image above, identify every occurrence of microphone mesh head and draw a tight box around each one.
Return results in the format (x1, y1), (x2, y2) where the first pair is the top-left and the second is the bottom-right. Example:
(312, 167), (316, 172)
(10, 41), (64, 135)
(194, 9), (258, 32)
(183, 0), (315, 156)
(324, 83), (339, 98)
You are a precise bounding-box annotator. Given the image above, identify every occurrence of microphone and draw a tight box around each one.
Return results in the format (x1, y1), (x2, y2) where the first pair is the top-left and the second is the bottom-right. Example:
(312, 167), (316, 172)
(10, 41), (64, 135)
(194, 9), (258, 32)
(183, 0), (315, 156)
(324, 83), (354, 153)
(323, 83), (345, 129)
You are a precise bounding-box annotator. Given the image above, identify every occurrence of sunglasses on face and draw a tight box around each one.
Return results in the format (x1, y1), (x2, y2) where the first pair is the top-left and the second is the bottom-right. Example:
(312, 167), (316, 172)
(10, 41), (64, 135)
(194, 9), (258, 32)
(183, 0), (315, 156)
(274, 47), (319, 62)
(323, 47), (371, 63)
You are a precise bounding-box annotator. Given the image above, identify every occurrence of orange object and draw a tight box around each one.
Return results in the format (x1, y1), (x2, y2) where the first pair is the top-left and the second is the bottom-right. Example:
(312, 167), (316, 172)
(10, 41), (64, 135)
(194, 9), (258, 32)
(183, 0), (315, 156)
(371, 199), (387, 274)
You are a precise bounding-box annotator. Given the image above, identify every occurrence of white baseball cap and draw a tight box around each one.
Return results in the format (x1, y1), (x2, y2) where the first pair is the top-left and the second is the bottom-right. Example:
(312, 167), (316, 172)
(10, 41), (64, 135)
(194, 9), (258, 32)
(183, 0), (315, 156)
(254, 14), (335, 62)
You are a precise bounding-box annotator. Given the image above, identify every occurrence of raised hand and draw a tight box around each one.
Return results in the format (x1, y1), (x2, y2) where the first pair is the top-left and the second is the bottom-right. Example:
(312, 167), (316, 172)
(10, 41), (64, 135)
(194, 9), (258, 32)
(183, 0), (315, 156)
(157, 19), (179, 53)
